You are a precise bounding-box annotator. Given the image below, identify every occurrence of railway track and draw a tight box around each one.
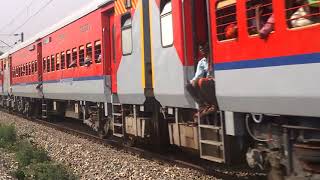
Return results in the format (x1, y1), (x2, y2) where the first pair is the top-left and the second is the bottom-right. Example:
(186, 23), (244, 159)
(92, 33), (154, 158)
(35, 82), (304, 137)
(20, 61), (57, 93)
(0, 108), (266, 180)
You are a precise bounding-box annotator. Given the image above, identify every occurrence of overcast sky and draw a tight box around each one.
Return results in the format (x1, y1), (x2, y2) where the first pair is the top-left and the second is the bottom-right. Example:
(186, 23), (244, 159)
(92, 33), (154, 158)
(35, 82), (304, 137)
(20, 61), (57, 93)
(0, 0), (94, 52)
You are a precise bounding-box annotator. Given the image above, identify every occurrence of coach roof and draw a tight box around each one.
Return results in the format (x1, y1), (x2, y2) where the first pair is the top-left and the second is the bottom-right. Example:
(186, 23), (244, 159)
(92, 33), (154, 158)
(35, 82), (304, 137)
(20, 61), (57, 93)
(8, 0), (112, 55)
(0, 52), (9, 59)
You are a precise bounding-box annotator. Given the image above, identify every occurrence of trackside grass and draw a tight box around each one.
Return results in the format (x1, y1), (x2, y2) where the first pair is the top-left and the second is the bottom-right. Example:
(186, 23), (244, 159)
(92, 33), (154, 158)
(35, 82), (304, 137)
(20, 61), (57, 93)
(0, 123), (77, 180)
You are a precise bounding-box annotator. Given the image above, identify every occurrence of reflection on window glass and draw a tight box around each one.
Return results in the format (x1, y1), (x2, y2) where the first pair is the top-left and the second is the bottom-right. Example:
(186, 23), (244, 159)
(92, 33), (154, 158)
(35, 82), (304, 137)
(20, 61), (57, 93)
(121, 14), (132, 55)
(94, 41), (102, 63)
(160, 1), (173, 47)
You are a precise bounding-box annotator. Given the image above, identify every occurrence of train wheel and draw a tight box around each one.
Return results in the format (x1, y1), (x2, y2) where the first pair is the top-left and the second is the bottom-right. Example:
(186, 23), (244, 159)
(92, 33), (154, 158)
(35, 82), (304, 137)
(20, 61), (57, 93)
(98, 117), (111, 139)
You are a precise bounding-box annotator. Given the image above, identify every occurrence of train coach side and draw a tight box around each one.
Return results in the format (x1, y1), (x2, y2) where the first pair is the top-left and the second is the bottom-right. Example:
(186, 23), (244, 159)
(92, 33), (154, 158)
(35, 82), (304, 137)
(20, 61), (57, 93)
(11, 42), (42, 99)
(41, 8), (111, 103)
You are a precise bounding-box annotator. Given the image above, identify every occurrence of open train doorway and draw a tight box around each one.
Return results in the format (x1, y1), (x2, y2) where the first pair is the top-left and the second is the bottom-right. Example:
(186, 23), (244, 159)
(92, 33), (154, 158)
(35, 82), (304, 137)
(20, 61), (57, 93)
(183, 0), (211, 74)
(182, 0), (227, 163)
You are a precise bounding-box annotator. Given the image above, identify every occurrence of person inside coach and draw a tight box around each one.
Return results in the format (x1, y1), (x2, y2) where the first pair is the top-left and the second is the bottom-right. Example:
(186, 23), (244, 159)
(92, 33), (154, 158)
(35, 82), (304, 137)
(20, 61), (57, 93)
(186, 44), (217, 119)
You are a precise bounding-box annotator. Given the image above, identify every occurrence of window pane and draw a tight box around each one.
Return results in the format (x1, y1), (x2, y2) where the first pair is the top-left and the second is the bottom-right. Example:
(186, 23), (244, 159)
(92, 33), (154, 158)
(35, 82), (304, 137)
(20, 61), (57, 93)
(94, 41), (102, 63)
(56, 54), (60, 70)
(122, 28), (132, 55)
(79, 48), (85, 66)
(246, 0), (273, 36)
(71, 49), (77, 68)
(35, 61), (37, 72)
(43, 58), (46, 72)
(66, 50), (71, 68)
(285, 0), (320, 28)
(47, 57), (50, 72)
(216, 1), (237, 40)
(51, 56), (55, 71)
(161, 13), (174, 46)
(61, 53), (65, 69)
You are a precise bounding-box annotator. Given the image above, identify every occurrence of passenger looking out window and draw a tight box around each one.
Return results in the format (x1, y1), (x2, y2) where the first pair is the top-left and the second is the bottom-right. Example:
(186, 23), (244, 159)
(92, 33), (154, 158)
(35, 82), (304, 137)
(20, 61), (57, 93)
(216, 0), (238, 40)
(186, 44), (217, 119)
(94, 41), (102, 63)
(70, 49), (77, 68)
(287, 0), (320, 28)
(246, 0), (274, 38)
(79, 46), (85, 66)
(66, 50), (71, 68)
(85, 43), (92, 66)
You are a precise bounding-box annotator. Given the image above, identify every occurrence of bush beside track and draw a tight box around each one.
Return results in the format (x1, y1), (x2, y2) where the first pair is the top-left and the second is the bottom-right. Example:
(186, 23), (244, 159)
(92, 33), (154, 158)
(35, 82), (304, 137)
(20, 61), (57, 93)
(0, 124), (76, 180)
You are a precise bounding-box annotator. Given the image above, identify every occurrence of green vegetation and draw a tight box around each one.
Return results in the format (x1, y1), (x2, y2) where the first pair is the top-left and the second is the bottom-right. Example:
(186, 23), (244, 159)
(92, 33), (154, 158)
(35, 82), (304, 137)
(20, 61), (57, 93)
(0, 124), (16, 148)
(0, 124), (76, 180)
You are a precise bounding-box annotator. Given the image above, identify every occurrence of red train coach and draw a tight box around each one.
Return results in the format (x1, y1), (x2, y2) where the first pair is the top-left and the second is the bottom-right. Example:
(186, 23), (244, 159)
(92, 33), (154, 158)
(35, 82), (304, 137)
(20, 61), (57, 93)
(11, 42), (41, 99)
(0, 0), (319, 179)
(41, 8), (108, 103)
(207, 0), (320, 179)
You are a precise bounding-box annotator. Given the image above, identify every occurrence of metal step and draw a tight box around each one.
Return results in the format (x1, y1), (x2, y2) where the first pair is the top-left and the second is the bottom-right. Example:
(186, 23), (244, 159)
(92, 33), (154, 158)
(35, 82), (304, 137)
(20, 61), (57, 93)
(200, 140), (223, 147)
(113, 123), (123, 127)
(112, 113), (122, 116)
(201, 155), (224, 163)
(198, 110), (225, 163)
(199, 124), (221, 130)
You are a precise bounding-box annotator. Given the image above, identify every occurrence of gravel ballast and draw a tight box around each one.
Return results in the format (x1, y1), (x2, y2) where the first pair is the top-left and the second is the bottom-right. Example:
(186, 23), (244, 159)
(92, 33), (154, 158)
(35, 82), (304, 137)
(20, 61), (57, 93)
(0, 112), (219, 180)
(0, 150), (18, 180)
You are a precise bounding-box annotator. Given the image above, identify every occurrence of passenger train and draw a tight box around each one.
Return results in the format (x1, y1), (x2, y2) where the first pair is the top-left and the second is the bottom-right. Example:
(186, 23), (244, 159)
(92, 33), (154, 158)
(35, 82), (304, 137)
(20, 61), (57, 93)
(0, 0), (319, 179)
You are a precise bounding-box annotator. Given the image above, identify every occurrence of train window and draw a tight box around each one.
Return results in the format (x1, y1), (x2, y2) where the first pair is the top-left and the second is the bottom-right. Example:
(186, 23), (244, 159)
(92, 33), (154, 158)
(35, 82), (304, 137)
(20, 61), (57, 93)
(35, 60), (37, 72)
(61, 52), (65, 70)
(94, 41), (101, 63)
(43, 58), (46, 72)
(47, 57), (51, 72)
(121, 14), (133, 55)
(79, 46), (85, 66)
(66, 50), (72, 68)
(246, 0), (274, 36)
(51, 55), (55, 72)
(216, 0), (238, 41)
(31, 62), (35, 74)
(71, 48), (77, 68)
(29, 63), (32, 75)
(160, 0), (174, 47)
(85, 43), (93, 65)
(285, 0), (320, 28)
(26, 64), (29, 76)
(25, 64), (27, 76)
(56, 54), (60, 70)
